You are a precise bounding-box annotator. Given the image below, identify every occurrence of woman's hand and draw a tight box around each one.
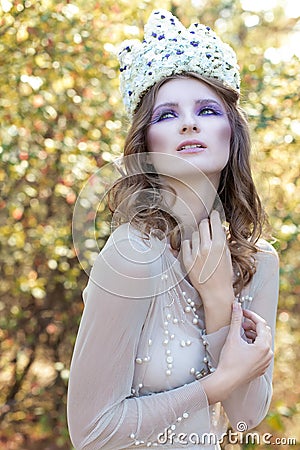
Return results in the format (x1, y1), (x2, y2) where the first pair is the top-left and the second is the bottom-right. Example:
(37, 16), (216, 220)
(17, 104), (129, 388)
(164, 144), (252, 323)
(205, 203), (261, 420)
(181, 210), (234, 332)
(219, 303), (273, 385)
(242, 309), (261, 342)
(201, 302), (273, 404)
(181, 210), (234, 302)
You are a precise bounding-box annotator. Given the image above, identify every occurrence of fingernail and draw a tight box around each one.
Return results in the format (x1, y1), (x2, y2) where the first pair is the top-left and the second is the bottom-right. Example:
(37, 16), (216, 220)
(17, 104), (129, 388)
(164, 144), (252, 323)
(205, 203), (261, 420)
(233, 300), (240, 311)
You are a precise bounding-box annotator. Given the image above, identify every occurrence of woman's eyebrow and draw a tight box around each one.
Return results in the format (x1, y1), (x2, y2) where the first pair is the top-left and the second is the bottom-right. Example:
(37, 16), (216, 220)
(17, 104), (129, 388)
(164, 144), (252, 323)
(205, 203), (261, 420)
(195, 98), (223, 107)
(152, 102), (178, 114)
(152, 98), (223, 114)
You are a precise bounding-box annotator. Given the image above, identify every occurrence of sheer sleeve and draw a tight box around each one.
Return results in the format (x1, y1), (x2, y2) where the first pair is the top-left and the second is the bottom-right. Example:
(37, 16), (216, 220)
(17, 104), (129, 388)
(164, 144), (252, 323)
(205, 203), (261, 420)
(67, 225), (210, 450)
(212, 240), (279, 430)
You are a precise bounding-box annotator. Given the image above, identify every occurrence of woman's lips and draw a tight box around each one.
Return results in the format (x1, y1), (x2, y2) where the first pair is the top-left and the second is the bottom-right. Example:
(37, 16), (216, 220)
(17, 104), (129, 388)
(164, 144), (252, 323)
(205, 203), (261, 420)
(176, 140), (207, 153)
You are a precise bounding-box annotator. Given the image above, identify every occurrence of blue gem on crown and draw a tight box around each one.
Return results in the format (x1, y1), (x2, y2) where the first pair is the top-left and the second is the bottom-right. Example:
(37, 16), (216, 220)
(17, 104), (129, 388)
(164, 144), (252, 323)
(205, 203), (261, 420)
(118, 9), (240, 118)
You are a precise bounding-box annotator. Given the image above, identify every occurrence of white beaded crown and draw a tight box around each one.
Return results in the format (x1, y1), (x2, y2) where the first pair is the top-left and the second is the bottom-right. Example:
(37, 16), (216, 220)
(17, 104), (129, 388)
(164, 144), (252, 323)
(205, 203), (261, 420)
(118, 9), (240, 118)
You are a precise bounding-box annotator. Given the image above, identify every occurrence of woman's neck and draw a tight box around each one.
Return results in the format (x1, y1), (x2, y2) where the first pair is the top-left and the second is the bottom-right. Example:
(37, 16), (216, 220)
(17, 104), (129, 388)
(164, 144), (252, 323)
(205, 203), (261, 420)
(161, 174), (220, 241)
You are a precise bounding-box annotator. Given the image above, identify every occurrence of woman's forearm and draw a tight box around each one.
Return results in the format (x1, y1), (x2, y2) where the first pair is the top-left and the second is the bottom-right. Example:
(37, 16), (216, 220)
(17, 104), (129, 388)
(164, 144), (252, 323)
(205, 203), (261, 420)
(202, 289), (234, 333)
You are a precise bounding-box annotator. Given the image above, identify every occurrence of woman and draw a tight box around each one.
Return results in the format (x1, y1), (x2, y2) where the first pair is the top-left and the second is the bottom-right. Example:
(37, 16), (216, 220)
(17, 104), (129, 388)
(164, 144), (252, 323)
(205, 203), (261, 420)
(67, 10), (279, 450)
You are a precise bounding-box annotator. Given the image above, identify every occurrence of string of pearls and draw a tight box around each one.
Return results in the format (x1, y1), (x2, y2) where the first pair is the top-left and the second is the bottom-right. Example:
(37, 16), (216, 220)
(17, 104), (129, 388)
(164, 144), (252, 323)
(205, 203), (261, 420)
(129, 411), (190, 447)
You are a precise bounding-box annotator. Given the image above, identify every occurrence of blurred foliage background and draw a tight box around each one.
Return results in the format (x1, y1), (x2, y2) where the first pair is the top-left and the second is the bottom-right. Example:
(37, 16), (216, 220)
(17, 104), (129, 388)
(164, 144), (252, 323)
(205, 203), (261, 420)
(0, 0), (299, 449)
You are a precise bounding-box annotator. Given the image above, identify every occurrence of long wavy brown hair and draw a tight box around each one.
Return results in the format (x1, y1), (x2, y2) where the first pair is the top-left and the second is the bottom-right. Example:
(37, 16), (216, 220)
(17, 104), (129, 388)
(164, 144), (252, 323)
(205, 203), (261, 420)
(108, 72), (269, 295)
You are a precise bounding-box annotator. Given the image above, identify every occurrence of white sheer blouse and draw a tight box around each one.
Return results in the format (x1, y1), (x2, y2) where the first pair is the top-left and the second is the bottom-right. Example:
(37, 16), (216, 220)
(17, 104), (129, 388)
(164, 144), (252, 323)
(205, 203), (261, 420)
(67, 223), (279, 450)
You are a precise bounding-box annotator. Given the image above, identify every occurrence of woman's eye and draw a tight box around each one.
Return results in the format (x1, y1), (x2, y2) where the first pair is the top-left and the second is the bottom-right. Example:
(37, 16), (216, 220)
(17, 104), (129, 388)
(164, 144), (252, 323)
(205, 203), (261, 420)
(160, 111), (175, 120)
(198, 107), (222, 116)
(151, 110), (177, 123)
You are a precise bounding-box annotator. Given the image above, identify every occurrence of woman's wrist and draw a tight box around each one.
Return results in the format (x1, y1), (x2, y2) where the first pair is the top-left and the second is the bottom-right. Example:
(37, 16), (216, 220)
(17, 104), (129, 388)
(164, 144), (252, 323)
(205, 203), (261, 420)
(203, 300), (232, 334)
(200, 287), (235, 305)
(200, 366), (238, 404)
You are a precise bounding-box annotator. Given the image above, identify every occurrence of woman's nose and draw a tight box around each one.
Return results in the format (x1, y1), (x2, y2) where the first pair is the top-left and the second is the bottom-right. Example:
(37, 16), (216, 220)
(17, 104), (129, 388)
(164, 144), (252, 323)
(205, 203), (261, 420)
(180, 118), (200, 134)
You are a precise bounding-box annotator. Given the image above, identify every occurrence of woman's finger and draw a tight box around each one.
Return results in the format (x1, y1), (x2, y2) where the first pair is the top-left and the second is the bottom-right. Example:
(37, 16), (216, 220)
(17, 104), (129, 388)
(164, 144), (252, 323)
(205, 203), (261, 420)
(199, 218), (211, 254)
(191, 230), (200, 259)
(242, 319), (256, 332)
(255, 320), (272, 336)
(244, 329), (257, 341)
(243, 308), (266, 325)
(227, 301), (243, 340)
(210, 210), (226, 244)
(243, 310), (272, 345)
(182, 239), (192, 271)
(254, 320), (273, 346)
(210, 211), (229, 253)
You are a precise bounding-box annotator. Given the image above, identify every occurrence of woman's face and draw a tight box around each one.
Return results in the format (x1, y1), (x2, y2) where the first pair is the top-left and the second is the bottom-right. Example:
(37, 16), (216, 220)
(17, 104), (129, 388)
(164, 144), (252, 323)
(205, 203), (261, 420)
(146, 77), (231, 186)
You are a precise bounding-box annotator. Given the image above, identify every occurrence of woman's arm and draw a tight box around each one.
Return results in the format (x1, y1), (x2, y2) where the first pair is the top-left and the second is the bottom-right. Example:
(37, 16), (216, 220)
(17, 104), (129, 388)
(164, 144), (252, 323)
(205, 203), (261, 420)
(201, 301), (274, 403)
(220, 243), (279, 430)
(182, 210), (234, 333)
(196, 242), (279, 430)
(67, 228), (212, 450)
(182, 211), (279, 430)
(68, 224), (278, 449)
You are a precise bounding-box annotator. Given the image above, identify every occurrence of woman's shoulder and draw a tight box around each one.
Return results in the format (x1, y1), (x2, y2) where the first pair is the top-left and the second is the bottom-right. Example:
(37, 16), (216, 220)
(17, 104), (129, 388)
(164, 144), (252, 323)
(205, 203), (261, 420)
(105, 222), (150, 249)
(239, 239), (279, 300)
(86, 223), (160, 299)
(250, 238), (279, 289)
(94, 222), (159, 278)
(254, 238), (279, 263)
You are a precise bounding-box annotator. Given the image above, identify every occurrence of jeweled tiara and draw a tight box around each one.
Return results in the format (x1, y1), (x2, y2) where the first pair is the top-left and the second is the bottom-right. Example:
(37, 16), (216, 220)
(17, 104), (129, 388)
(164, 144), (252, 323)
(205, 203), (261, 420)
(118, 9), (240, 118)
